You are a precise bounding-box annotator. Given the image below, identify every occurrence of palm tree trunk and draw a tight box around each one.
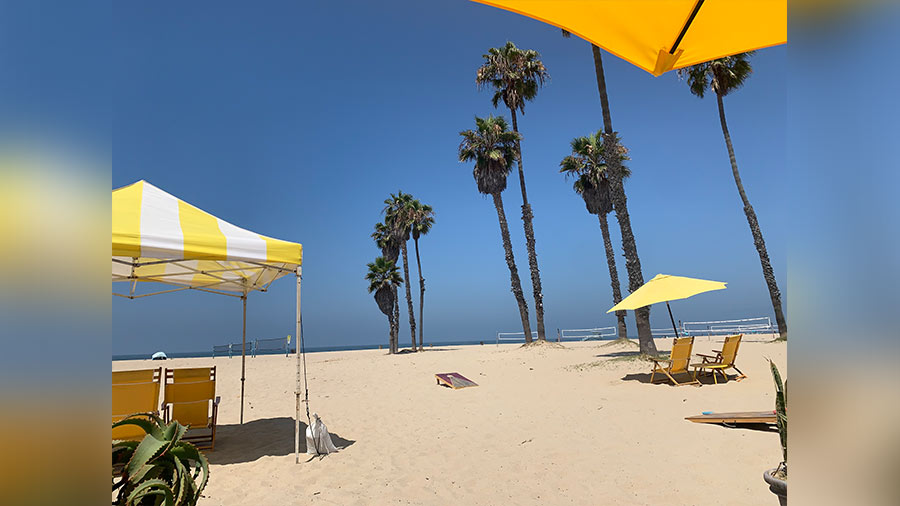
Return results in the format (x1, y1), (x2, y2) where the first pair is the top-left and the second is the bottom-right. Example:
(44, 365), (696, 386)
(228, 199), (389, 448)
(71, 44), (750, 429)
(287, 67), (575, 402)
(400, 241), (417, 351)
(598, 213), (628, 339)
(492, 192), (532, 343)
(385, 313), (394, 354)
(392, 288), (400, 353)
(508, 109), (546, 342)
(716, 92), (787, 339)
(414, 237), (425, 351)
(591, 46), (657, 355)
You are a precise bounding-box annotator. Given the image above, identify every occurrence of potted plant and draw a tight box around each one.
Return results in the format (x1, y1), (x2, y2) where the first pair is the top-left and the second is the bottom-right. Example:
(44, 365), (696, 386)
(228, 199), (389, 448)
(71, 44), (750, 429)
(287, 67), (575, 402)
(763, 360), (787, 505)
(112, 413), (209, 505)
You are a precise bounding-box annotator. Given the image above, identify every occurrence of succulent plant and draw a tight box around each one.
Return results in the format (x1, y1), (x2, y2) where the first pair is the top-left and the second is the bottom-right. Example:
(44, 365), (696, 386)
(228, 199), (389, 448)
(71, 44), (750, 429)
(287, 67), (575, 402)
(769, 360), (787, 477)
(112, 413), (209, 505)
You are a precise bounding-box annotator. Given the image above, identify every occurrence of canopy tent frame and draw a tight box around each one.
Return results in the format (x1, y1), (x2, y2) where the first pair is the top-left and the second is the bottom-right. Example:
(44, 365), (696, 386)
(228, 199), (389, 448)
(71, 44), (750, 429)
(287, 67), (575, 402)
(112, 180), (308, 463)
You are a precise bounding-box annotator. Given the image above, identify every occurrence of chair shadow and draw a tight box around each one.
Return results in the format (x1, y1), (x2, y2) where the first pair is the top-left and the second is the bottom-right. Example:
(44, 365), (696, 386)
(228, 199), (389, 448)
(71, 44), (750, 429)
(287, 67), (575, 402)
(207, 417), (355, 465)
(709, 422), (779, 433)
(621, 371), (734, 386)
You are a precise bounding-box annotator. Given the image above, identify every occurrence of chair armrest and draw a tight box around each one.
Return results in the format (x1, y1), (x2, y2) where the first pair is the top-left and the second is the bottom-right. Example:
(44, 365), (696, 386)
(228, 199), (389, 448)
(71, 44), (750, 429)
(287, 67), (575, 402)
(696, 353), (721, 364)
(213, 396), (221, 406)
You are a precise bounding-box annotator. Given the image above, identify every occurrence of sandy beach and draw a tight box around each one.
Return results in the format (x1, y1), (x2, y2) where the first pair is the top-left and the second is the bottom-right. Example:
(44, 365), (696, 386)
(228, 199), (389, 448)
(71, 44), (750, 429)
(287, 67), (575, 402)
(114, 336), (786, 505)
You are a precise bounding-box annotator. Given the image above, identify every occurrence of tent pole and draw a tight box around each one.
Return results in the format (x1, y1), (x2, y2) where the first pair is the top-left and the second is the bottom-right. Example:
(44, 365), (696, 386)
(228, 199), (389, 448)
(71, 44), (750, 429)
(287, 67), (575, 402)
(666, 301), (680, 338)
(294, 267), (302, 464)
(241, 294), (247, 424)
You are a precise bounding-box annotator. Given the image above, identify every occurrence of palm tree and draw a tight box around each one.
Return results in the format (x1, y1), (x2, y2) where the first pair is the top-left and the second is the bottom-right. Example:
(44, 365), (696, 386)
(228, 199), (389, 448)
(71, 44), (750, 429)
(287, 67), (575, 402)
(458, 115), (532, 343)
(372, 222), (401, 353)
(678, 52), (787, 340)
(366, 257), (403, 354)
(384, 191), (418, 352)
(560, 131), (629, 341)
(407, 198), (435, 351)
(561, 31), (658, 355)
(476, 41), (549, 342)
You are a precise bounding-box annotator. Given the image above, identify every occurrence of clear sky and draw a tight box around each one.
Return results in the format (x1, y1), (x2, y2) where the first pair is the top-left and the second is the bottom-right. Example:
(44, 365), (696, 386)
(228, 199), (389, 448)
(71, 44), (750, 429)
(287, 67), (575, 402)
(112, 0), (786, 355)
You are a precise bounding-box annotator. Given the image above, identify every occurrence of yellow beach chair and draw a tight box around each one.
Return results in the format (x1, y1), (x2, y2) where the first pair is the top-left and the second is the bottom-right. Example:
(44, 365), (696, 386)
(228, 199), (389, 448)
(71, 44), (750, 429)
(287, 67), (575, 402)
(112, 368), (162, 441)
(691, 334), (746, 384)
(162, 367), (220, 450)
(649, 336), (699, 386)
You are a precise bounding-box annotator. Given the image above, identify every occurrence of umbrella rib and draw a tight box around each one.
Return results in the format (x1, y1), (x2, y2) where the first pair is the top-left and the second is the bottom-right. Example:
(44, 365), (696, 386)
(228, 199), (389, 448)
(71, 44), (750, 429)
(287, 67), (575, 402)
(670, 0), (705, 54)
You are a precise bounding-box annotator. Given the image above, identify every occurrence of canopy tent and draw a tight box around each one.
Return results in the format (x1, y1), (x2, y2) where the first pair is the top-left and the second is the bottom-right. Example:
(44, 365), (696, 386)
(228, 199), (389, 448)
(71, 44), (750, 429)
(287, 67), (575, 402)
(471, 0), (786, 76)
(112, 180), (308, 462)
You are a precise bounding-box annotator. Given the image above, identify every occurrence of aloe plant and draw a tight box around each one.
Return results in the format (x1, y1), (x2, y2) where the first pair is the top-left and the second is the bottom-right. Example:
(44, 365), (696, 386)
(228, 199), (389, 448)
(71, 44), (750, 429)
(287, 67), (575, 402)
(769, 360), (787, 476)
(112, 413), (209, 506)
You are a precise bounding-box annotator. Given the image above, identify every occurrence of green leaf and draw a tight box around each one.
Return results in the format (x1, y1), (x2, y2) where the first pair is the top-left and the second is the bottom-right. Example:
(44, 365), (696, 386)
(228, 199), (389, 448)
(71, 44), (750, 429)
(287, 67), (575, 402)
(125, 433), (169, 480)
(126, 478), (174, 506)
(113, 414), (164, 439)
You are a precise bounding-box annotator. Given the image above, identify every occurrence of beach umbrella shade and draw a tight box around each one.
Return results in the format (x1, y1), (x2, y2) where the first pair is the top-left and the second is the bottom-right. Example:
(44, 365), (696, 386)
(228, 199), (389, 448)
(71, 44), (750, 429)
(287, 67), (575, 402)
(151, 351), (168, 360)
(470, 0), (786, 75)
(607, 274), (726, 337)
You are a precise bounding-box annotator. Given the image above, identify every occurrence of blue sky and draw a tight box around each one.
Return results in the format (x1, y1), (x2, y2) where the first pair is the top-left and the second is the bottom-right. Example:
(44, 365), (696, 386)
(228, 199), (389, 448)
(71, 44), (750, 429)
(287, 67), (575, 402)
(112, 0), (786, 355)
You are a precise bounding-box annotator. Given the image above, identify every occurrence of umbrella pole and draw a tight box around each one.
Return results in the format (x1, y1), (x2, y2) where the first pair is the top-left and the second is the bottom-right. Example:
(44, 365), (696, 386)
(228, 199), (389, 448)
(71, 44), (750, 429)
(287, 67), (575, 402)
(666, 301), (680, 338)
(241, 294), (247, 424)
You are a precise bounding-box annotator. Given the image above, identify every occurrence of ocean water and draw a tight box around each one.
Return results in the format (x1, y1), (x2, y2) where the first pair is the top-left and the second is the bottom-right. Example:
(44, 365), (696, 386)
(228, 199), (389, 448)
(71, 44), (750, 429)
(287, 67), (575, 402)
(111, 337), (538, 361)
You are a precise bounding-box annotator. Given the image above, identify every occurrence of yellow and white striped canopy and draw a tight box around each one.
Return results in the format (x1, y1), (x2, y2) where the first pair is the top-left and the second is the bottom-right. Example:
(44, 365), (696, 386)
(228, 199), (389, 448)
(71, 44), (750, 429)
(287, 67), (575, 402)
(112, 180), (302, 295)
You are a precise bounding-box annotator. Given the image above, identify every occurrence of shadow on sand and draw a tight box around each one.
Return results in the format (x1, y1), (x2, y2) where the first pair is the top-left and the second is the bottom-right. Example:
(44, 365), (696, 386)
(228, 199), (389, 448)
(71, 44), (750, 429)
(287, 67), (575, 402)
(207, 417), (355, 465)
(620, 371), (741, 386)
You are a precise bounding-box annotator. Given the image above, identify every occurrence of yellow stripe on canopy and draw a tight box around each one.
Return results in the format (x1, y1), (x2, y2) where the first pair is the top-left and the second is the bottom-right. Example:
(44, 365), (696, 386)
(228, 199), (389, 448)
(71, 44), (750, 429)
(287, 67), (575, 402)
(470, 0), (786, 76)
(608, 274), (726, 312)
(112, 180), (302, 293)
(111, 180), (143, 258)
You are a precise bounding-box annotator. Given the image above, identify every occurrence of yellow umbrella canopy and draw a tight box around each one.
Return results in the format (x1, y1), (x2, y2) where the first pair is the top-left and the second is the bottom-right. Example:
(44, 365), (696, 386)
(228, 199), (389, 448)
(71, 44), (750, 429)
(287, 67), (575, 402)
(470, 0), (786, 75)
(608, 274), (726, 337)
(608, 274), (726, 312)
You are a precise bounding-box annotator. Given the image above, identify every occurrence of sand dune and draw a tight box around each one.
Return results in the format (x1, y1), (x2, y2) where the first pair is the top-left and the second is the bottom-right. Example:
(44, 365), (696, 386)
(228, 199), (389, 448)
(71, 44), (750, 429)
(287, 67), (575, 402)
(114, 336), (786, 505)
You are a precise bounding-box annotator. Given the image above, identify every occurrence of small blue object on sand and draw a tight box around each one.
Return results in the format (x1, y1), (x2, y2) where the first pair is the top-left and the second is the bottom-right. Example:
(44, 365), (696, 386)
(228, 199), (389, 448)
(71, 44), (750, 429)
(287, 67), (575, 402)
(702, 411), (713, 415)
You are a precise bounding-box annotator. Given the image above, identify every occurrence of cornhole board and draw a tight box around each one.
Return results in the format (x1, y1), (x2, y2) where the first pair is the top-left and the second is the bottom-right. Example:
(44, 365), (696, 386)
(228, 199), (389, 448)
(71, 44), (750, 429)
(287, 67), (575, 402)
(435, 372), (478, 389)
(685, 411), (776, 424)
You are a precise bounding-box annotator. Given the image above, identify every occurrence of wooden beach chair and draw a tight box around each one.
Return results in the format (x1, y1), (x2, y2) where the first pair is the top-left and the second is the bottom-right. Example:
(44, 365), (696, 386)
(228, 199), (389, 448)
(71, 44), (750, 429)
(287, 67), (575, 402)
(685, 410), (776, 425)
(112, 368), (162, 441)
(691, 334), (746, 384)
(162, 367), (220, 450)
(649, 337), (699, 386)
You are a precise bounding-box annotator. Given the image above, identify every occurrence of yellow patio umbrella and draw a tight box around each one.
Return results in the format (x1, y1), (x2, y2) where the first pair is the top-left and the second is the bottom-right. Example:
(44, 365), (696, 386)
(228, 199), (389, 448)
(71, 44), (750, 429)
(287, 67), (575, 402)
(470, 0), (786, 75)
(607, 274), (726, 337)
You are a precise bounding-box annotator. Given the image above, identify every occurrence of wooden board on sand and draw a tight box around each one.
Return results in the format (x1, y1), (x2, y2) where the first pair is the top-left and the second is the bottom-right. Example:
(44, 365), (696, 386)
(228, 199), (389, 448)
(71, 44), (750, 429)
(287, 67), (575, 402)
(435, 372), (478, 389)
(685, 410), (776, 424)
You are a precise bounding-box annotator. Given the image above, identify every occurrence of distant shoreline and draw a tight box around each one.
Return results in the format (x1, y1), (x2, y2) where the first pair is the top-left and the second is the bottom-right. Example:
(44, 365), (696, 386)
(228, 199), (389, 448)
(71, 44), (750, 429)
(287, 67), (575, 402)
(111, 331), (779, 361)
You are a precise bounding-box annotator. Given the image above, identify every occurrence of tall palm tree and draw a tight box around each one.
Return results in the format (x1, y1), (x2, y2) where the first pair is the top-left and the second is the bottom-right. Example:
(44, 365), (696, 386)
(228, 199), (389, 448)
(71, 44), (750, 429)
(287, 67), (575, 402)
(384, 191), (418, 352)
(458, 115), (532, 343)
(562, 31), (657, 355)
(560, 131), (629, 341)
(678, 52), (787, 340)
(476, 41), (549, 342)
(366, 257), (403, 354)
(407, 198), (435, 351)
(372, 222), (401, 353)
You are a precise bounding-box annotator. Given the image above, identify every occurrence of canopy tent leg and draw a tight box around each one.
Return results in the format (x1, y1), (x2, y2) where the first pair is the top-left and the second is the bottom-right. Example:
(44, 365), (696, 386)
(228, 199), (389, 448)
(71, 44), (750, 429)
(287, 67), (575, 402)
(294, 267), (302, 464)
(241, 294), (247, 424)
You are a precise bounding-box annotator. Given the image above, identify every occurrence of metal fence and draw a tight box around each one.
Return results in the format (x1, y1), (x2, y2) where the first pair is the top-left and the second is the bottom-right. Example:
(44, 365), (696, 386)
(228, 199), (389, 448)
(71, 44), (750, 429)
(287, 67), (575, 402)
(495, 331), (538, 346)
(681, 317), (776, 337)
(212, 336), (291, 358)
(559, 327), (617, 341)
